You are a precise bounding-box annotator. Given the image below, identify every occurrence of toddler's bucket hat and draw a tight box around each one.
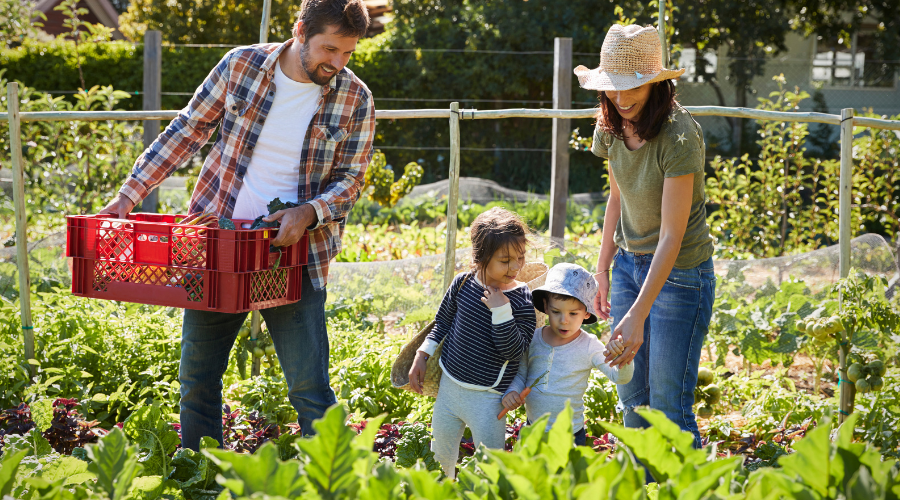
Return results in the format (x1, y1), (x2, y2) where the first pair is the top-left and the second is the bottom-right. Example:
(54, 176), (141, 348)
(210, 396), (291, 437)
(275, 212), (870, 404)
(531, 263), (599, 324)
(574, 24), (685, 92)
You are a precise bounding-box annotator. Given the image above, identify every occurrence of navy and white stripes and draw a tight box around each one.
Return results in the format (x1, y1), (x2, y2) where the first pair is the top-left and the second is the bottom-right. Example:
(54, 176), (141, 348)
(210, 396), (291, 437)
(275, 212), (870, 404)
(422, 272), (536, 392)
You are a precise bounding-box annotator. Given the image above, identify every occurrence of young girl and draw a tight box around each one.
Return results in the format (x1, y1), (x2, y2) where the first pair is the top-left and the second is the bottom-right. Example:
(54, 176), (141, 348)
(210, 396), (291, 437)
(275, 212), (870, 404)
(408, 207), (536, 478)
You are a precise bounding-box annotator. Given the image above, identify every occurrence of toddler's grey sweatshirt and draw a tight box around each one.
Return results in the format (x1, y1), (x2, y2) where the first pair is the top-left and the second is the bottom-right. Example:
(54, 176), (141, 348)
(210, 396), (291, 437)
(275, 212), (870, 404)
(505, 327), (634, 432)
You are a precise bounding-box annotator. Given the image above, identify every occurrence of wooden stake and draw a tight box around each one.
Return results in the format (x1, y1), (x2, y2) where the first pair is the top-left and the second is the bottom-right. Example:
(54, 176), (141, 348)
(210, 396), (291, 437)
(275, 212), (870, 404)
(8, 82), (34, 376)
(141, 30), (162, 213)
(549, 38), (572, 246)
(443, 102), (461, 292)
(838, 108), (854, 423)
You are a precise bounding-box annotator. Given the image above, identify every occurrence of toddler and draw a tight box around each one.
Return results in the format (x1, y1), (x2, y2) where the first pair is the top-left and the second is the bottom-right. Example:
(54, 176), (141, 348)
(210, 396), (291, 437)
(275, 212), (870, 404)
(408, 207), (536, 478)
(502, 263), (633, 445)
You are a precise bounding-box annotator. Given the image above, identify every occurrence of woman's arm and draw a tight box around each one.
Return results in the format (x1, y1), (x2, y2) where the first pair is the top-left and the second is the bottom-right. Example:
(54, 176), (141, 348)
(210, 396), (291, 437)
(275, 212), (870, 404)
(605, 174), (693, 367)
(593, 168), (622, 319)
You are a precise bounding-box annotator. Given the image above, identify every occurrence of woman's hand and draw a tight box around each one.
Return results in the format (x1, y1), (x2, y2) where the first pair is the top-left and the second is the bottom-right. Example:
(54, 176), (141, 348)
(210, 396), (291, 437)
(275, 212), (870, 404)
(604, 309), (645, 368)
(593, 271), (611, 320)
(481, 286), (510, 309)
(408, 351), (429, 394)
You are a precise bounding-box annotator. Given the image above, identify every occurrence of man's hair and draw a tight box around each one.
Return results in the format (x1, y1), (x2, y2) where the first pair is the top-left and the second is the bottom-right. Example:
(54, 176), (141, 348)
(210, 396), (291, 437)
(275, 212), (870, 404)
(546, 293), (585, 309)
(298, 0), (370, 40)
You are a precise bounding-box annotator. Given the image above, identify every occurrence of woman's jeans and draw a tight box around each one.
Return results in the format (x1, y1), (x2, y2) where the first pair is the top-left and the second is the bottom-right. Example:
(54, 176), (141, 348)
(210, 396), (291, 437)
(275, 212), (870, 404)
(611, 249), (716, 449)
(178, 268), (337, 450)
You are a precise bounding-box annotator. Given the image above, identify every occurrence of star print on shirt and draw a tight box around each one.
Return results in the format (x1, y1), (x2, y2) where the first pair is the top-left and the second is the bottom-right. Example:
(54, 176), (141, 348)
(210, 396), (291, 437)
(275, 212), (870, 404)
(676, 133), (687, 145)
(668, 114), (677, 123)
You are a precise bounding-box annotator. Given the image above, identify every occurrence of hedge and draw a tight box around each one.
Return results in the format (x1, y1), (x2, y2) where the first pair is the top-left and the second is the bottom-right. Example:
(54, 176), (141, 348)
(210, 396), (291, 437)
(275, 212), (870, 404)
(0, 39), (605, 193)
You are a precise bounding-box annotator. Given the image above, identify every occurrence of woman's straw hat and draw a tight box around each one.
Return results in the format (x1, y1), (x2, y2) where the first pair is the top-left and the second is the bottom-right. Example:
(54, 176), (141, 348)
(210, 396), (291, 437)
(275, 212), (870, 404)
(391, 262), (549, 397)
(574, 24), (685, 92)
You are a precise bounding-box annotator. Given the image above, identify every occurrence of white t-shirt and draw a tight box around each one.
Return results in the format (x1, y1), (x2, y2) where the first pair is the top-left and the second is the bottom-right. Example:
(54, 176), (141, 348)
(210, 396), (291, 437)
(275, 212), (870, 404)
(232, 61), (321, 221)
(505, 327), (634, 432)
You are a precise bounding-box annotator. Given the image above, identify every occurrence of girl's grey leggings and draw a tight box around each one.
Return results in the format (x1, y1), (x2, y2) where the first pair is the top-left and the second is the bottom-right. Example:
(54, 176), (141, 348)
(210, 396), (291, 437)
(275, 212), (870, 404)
(431, 372), (508, 477)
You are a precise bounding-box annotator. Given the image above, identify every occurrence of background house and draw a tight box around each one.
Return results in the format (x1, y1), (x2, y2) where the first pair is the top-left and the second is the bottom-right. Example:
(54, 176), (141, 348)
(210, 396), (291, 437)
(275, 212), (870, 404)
(34, 0), (125, 40)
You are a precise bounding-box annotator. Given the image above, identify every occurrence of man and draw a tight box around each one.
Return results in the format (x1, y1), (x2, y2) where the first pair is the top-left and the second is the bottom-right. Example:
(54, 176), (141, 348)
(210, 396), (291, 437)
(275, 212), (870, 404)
(100, 0), (374, 450)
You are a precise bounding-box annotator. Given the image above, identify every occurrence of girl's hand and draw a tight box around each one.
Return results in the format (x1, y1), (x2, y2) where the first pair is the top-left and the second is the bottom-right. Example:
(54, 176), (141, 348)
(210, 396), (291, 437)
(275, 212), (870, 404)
(593, 272), (611, 320)
(604, 309), (645, 368)
(408, 351), (429, 394)
(481, 286), (510, 309)
(502, 391), (523, 411)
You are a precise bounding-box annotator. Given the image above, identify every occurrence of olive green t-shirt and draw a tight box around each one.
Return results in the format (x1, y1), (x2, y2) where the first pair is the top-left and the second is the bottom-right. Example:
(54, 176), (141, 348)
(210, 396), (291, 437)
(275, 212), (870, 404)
(591, 104), (714, 269)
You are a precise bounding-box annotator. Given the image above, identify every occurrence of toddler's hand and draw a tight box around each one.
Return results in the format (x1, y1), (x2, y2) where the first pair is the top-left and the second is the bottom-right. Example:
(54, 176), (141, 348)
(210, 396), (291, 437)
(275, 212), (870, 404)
(408, 351), (429, 394)
(603, 338), (625, 359)
(502, 391), (523, 411)
(481, 286), (510, 309)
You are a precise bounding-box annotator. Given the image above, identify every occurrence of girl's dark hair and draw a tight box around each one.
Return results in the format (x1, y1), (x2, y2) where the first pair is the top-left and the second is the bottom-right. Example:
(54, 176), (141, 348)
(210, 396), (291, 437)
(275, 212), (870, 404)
(470, 207), (530, 274)
(595, 79), (677, 142)
(298, 0), (370, 40)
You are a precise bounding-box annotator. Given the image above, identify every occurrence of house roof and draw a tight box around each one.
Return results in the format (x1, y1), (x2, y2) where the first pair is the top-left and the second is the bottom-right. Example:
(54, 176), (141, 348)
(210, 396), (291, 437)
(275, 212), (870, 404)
(35, 0), (120, 30)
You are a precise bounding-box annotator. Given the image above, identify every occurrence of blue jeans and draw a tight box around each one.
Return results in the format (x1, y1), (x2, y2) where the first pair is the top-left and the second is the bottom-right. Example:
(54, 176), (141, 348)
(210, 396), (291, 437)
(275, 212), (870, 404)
(179, 268), (337, 450)
(611, 249), (715, 449)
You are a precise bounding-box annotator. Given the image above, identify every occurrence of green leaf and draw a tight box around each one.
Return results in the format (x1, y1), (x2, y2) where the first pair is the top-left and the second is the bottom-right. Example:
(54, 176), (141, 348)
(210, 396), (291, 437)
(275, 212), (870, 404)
(513, 414), (550, 458)
(637, 409), (706, 464)
(86, 427), (143, 500)
(599, 420), (685, 482)
(39, 455), (94, 485)
(123, 404), (180, 477)
(395, 422), (440, 471)
(405, 468), (456, 500)
(0, 450), (29, 497)
(30, 399), (55, 432)
(778, 418), (833, 496)
(204, 443), (306, 498)
(544, 400), (574, 473)
(5, 428), (54, 457)
(295, 405), (363, 497)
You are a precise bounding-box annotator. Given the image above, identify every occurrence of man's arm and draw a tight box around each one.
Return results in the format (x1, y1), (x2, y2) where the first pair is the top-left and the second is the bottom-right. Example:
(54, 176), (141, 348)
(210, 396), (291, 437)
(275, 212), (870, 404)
(102, 51), (231, 216)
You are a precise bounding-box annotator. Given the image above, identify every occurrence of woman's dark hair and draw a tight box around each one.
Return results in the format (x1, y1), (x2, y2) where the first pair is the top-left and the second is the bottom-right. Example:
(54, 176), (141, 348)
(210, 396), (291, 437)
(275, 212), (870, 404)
(595, 79), (677, 142)
(470, 207), (531, 275)
(298, 0), (370, 40)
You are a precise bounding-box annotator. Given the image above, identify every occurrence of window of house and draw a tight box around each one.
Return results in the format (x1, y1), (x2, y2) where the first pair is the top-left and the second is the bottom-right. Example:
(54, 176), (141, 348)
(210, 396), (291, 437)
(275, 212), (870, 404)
(678, 48), (718, 83)
(812, 30), (897, 88)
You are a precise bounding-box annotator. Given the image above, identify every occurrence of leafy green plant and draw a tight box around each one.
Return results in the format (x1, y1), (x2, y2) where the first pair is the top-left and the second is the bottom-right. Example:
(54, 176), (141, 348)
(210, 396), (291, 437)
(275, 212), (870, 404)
(364, 150), (424, 208)
(395, 422), (440, 471)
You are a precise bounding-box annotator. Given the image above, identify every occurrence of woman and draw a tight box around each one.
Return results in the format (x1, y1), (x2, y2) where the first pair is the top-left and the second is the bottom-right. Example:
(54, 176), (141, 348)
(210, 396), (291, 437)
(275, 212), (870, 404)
(577, 24), (716, 449)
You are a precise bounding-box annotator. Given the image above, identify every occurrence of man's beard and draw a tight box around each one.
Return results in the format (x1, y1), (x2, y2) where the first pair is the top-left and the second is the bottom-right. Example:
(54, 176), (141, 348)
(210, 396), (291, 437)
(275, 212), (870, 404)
(299, 43), (336, 86)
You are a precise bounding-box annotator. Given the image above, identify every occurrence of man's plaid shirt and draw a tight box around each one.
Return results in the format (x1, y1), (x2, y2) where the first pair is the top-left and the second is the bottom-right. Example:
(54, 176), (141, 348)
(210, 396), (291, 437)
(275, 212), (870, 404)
(119, 38), (375, 290)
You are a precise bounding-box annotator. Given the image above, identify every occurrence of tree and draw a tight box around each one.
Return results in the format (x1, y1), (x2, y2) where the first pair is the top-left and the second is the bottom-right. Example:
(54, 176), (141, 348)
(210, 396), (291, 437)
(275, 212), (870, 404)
(118, 0), (300, 44)
(0, 0), (49, 48)
(673, 0), (900, 156)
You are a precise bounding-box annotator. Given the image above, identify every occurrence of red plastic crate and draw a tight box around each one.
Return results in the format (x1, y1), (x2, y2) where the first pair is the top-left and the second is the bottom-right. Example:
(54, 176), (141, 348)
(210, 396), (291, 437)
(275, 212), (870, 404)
(66, 213), (309, 313)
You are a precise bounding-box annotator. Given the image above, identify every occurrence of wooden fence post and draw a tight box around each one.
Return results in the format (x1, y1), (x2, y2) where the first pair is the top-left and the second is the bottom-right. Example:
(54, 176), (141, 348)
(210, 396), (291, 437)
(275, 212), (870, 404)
(443, 102), (461, 292)
(838, 107), (854, 423)
(549, 38), (572, 246)
(8, 82), (34, 374)
(658, 0), (668, 66)
(141, 30), (162, 213)
(251, 0), (273, 378)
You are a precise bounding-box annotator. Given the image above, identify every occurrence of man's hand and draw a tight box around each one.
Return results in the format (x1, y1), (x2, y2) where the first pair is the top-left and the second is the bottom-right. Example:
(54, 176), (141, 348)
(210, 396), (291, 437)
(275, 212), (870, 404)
(481, 286), (510, 309)
(99, 193), (136, 219)
(502, 391), (523, 411)
(408, 350), (429, 394)
(264, 204), (317, 247)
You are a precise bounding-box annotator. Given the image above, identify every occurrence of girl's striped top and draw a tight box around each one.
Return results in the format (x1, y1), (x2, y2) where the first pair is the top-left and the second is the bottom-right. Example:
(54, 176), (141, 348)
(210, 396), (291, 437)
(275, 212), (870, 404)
(420, 272), (536, 393)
